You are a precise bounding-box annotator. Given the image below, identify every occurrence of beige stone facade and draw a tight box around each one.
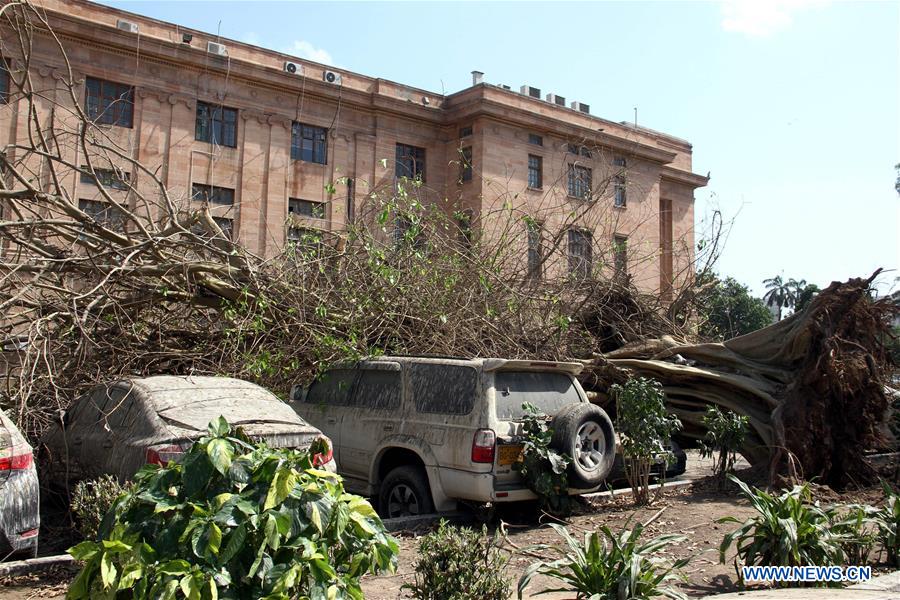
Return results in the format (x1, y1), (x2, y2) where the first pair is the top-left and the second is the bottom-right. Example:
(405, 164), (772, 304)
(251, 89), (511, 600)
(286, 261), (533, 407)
(0, 0), (707, 296)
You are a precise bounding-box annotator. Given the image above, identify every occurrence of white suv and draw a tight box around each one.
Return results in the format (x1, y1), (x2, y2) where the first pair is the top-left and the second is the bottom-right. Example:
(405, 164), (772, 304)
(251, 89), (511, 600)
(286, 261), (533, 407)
(290, 356), (616, 518)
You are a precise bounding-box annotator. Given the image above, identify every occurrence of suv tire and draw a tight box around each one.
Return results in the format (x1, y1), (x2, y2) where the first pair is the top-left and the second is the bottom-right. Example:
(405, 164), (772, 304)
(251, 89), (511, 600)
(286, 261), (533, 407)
(378, 465), (434, 519)
(550, 403), (615, 488)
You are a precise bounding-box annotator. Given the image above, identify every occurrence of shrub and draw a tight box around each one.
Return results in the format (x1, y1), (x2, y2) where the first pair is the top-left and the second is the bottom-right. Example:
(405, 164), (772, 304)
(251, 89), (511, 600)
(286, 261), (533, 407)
(611, 377), (681, 504)
(699, 405), (748, 481)
(513, 402), (571, 516)
(403, 519), (510, 600)
(70, 474), (128, 540)
(874, 480), (900, 566)
(66, 417), (398, 599)
(719, 476), (845, 584)
(518, 522), (688, 600)
(829, 504), (879, 565)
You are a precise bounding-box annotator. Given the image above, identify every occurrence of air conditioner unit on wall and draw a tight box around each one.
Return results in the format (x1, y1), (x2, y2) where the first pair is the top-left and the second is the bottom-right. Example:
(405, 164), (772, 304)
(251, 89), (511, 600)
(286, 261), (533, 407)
(207, 41), (228, 57)
(570, 101), (590, 114)
(116, 19), (138, 34)
(283, 61), (303, 75)
(323, 70), (342, 85)
(520, 85), (541, 99)
(546, 93), (566, 106)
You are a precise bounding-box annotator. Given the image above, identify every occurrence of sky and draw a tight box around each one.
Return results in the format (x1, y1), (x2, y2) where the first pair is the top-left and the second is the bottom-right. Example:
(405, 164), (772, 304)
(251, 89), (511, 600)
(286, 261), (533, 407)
(98, 0), (900, 298)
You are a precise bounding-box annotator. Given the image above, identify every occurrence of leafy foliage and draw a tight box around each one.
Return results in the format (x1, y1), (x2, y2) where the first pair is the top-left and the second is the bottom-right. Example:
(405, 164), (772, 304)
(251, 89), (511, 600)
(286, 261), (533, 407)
(719, 476), (846, 585)
(517, 522), (688, 600)
(699, 406), (748, 481)
(793, 283), (820, 313)
(828, 504), (879, 565)
(513, 403), (572, 516)
(66, 417), (398, 599)
(71, 475), (129, 540)
(697, 275), (773, 340)
(874, 480), (900, 566)
(403, 520), (510, 600)
(611, 377), (681, 504)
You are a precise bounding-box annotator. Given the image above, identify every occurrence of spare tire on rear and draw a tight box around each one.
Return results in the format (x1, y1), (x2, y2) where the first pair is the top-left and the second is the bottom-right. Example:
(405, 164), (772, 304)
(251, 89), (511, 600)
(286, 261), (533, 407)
(549, 403), (615, 488)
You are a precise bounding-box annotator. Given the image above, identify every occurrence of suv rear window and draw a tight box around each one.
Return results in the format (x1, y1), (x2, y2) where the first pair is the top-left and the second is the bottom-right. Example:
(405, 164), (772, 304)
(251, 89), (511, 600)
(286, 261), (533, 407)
(493, 371), (581, 420)
(411, 364), (477, 415)
(351, 369), (401, 410)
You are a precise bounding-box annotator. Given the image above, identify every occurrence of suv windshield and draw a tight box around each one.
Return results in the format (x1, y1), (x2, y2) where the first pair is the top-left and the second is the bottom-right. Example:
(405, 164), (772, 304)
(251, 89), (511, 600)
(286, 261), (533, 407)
(493, 371), (581, 420)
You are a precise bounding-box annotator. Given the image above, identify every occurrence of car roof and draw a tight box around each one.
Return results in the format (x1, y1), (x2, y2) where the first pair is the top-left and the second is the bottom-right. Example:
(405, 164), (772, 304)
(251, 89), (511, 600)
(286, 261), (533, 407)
(335, 356), (584, 375)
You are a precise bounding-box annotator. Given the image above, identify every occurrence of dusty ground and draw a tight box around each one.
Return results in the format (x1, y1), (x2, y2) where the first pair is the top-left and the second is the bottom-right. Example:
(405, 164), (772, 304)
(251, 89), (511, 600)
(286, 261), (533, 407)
(0, 453), (894, 599)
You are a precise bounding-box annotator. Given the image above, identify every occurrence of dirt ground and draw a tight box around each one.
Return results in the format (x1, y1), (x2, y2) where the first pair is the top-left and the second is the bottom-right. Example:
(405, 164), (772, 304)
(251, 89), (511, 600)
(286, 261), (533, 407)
(0, 453), (895, 599)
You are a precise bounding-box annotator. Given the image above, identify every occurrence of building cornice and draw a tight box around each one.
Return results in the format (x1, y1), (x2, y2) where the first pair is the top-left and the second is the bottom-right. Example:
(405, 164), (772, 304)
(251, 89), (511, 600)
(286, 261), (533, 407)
(660, 166), (709, 189)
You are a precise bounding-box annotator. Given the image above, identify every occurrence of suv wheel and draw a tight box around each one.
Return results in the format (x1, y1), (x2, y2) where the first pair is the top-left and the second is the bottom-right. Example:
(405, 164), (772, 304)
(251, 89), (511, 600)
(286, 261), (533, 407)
(378, 466), (434, 519)
(550, 403), (616, 488)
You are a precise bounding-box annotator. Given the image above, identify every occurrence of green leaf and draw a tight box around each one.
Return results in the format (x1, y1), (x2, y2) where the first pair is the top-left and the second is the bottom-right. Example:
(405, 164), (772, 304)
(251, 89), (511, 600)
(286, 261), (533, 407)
(219, 523), (247, 565)
(208, 416), (230, 437)
(100, 552), (117, 588)
(207, 439), (234, 476)
(68, 541), (99, 562)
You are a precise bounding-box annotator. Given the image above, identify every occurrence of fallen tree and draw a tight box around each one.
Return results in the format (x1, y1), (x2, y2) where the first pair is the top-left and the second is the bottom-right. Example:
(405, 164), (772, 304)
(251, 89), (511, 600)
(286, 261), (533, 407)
(579, 270), (898, 488)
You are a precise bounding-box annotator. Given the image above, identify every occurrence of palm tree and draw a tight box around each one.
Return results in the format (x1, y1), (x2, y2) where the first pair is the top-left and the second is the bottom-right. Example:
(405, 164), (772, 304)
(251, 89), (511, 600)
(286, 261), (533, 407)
(762, 275), (795, 320)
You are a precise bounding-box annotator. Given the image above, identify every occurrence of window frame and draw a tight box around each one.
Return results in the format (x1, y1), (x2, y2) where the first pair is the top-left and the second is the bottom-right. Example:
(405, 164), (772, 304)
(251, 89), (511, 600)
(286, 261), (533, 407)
(191, 183), (235, 206)
(614, 175), (627, 208)
(291, 122), (328, 164)
(527, 154), (543, 189)
(526, 220), (543, 280)
(288, 198), (326, 219)
(614, 234), (628, 276)
(567, 164), (592, 200)
(568, 228), (593, 279)
(528, 133), (543, 146)
(195, 101), (238, 148)
(460, 146), (473, 182)
(78, 198), (126, 231)
(395, 143), (426, 182)
(0, 58), (9, 104)
(84, 76), (134, 128)
(80, 166), (131, 191)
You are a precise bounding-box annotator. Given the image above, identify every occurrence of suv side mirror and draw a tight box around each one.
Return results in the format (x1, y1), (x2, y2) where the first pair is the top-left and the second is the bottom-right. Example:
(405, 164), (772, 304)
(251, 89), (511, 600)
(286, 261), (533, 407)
(290, 385), (308, 404)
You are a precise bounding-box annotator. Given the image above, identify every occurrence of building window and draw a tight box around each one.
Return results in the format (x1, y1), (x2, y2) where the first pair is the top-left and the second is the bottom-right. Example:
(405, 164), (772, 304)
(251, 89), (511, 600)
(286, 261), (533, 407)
(613, 156), (627, 167)
(78, 199), (125, 230)
(456, 210), (473, 250)
(80, 166), (130, 191)
(213, 217), (233, 240)
(85, 77), (134, 127)
(460, 147), (473, 182)
(567, 144), (592, 158)
(288, 226), (323, 250)
(567, 164), (592, 199)
(459, 126), (473, 138)
(288, 198), (325, 219)
(526, 220), (542, 280)
(614, 175), (627, 208)
(527, 154), (542, 189)
(568, 229), (592, 279)
(528, 133), (543, 146)
(191, 183), (234, 206)
(0, 59), (9, 103)
(395, 143), (426, 181)
(195, 101), (237, 148)
(614, 234), (628, 276)
(291, 122), (327, 164)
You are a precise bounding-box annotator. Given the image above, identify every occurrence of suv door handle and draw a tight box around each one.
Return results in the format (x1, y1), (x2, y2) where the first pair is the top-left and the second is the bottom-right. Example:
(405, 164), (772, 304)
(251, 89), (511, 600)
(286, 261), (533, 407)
(326, 417), (337, 426)
(383, 424), (394, 432)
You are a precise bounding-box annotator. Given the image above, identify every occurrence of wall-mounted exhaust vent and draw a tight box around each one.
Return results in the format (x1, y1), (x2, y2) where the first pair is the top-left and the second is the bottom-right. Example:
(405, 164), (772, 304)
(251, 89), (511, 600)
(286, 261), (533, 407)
(116, 19), (138, 34)
(520, 85), (541, 99)
(471, 71), (484, 86)
(207, 41), (228, 57)
(498, 84), (511, 90)
(570, 101), (590, 114)
(546, 93), (566, 106)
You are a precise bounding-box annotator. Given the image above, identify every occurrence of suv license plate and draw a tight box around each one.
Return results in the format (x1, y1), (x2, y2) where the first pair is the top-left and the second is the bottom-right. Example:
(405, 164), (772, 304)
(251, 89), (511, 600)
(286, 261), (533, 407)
(497, 444), (523, 466)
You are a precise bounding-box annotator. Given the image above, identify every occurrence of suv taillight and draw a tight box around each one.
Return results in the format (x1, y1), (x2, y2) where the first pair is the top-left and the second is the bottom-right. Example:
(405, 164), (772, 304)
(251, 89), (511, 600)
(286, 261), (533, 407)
(146, 444), (185, 466)
(0, 448), (33, 471)
(471, 429), (496, 464)
(312, 437), (333, 467)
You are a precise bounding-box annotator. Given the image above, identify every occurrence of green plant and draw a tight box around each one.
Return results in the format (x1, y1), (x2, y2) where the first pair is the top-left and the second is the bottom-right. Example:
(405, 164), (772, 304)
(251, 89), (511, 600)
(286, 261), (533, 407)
(699, 405), (748, 481)
(66, 417), (398, 599)
(719, 475), (844, 585)
(828, 504), (879, 565)
(874, 480), (900, 566)
(403, 520), (510, 600)
(513, 402), (571, 516)
(71, 474), (129, 540)
(697, 275), (774, 340)
(611, 377), (681, 504)
(517, 522), (688, 600)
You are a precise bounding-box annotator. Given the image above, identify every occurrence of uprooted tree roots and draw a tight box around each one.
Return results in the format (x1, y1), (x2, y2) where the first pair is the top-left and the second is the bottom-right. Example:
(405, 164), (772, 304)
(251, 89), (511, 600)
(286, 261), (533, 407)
(580, 270), (898, 489)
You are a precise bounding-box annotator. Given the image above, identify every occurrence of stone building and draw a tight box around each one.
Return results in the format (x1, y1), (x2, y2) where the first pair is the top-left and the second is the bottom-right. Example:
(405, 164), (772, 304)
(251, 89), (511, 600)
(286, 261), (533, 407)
(0, 0), (707, 296)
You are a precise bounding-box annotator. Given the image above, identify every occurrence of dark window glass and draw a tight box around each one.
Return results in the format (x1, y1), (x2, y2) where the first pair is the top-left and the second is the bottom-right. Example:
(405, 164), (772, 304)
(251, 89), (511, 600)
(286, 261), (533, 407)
(526, 221), (542, 280)
(613, 156), (627, 167)
(614, 234), (628, 276)
(80, 167), (130, 191)
(456, 210), (473, 250)
(411, 364), (477, 415)
(614, 175), (627, 208)
(306, 369), (356, 406)
(288, 198), (325, 218)
(567, 143), (579, 155)
(459, 126), (473, 138)
(528, 133), (543, 146)
(494, 371), (581, 420)
(0, 59), (9, 103)
(78, 199), (125, 231)
(191, 183), (235, 206)
(460, 146), (473, 182)
(213, 217), (233, 239)
(568, 229), (592, 279)
(527, 154), (542, 189)
(350, 369), (401, 410)
(291, 122), (327, 164)
(195, 101), (238, 147)
(393, 214), (425, 249)
(567, 165), (592, 199)
(395, 143), (426, 181)
(85, 77), (134, 127)
(287, 226), (323, 247)
(568, 144), (592, 158)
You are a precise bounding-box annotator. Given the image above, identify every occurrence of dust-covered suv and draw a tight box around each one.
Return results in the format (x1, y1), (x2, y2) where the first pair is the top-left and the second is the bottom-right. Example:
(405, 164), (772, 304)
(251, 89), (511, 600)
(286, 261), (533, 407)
(290, 356), (615, 518)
